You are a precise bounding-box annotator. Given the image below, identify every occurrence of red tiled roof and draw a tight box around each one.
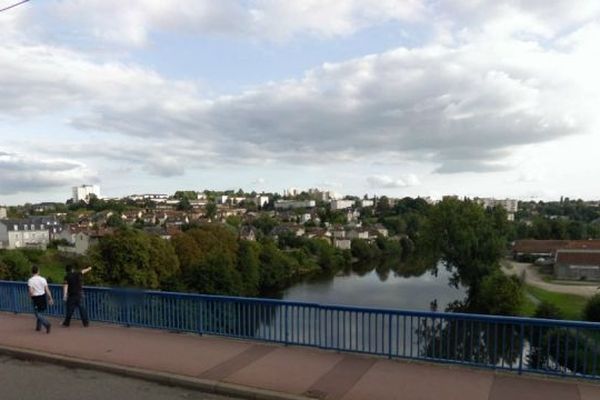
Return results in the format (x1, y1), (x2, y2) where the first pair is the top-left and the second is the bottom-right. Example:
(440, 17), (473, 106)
(556, 250), (600, 266)
(564, 241), (600, 250)
(513, 240), (600, 254)
(513, 240), (569, 254)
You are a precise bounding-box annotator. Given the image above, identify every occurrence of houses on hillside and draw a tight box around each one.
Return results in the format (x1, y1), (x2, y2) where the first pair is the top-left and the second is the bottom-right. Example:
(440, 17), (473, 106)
(0, 218), (52, 250)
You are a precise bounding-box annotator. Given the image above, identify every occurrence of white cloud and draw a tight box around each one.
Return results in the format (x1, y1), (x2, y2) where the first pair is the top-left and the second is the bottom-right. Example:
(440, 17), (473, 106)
(11, 0), (600, 48)
(2, 24), (600, 177)
(1, 0), (600, 197)
(367, 174), (420, 189)
(12, 0), (423, 47)
(0, 149), (96, 195)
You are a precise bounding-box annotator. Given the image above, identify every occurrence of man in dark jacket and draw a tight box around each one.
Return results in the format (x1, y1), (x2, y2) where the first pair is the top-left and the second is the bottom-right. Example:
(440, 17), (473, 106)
(61, 265), (92, 327)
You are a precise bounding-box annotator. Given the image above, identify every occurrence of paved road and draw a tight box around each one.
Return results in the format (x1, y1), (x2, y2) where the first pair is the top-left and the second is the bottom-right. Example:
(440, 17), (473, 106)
(0, 356), (234, 400)
(502, 259), (600, 298)
(3, 313), (600, 400)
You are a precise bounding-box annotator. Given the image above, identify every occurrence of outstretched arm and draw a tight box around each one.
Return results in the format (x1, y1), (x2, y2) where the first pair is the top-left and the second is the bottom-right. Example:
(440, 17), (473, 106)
(81, 267), (92, 275)
(63, 283), (68, 301)
(45, 284), (54, 306)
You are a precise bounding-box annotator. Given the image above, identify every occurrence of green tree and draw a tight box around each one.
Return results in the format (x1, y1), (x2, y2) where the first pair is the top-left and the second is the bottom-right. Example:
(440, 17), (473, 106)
(187, 249), (242, 295)
(106, 213), (125, 228)
(425, 198), (506, 292)
(583, 294), (600, 322)
(148, 235), (181, 290)
(0, 250), (31, 281)
(475, 272), (523, 316)
(0, 260), (10, 280)
(205, 202), (217, 220)
(534, 301), (563, 320)
(237, 241), (261, 296)
(177, 197), (193, 211)
(90, 229), (177, 289)
(259, 240), (295, 290)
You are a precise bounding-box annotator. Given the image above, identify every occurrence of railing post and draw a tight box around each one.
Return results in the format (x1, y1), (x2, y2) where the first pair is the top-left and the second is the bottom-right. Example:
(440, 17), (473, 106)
(125, 295), (131, 327)
(518, 323), (525, 375)
(11, 284), (18, 314)
(198, 298), (204, 336)
(317, 305), (322, 349)
(284, 304), (289, 345)
(388, 313), (393, 359)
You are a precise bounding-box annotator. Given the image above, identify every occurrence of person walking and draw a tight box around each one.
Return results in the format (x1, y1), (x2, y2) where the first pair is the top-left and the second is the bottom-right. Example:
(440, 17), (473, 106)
(62, 265), (92, 327)
(28, 266), (54, 333)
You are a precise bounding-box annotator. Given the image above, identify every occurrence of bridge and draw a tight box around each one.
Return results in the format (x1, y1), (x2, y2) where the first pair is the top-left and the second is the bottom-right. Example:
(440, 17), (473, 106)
(1, 280), (600, 399)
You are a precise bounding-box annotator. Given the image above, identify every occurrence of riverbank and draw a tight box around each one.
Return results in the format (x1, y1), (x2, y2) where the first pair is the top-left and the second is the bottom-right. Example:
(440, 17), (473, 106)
(520, 284), (588, 320)
(502, 259), (592, 320)
(502, 259), (599, 298)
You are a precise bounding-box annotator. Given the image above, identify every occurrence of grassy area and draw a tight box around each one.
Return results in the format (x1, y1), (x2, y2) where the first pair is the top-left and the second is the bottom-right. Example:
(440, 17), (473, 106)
(518, 293), (538, 317)
(524, 284), (588, 320)
(22, 249), (67, 284)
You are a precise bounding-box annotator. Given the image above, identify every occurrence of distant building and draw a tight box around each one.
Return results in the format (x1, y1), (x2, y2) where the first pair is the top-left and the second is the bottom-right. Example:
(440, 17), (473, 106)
(283, 187), (300, 197)
(331, 199), (354, 210)
(274, 200), (316, 210)
(58, 228), (112, 255)
(0, 219), (51, 250)
(0, 207), (6, 219)
(475, 198), (518, 219)
(512, 240), (600, 261)
(346, 229), (370, 240)
(128, 194), (169, 202)
(333, 238), (352, 250)
(255, 195), (270, 208)
(554, 250), (600, 281)
(358, 199), (374, 208)
(308, 188), (331, 202)
(239, 226), (258, 241)
(217, 195), (229, 204)
(72, 185), (100, 203)
(299, 213), (312, 224)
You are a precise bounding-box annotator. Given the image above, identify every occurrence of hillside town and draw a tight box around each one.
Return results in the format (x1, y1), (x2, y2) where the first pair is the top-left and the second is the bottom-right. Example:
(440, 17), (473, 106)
(1, 185), (515, 253)
(2, 184), (600, 283)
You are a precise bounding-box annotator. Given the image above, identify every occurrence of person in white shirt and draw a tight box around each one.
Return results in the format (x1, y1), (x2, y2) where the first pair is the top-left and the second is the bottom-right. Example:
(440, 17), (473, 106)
(27, 266), (54, 333)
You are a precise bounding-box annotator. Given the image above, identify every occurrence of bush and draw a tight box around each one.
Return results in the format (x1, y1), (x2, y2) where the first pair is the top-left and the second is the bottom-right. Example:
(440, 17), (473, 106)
(476, 272), (524, 316)
(534, 301), (563, 320)
(583, 294), (600, 322)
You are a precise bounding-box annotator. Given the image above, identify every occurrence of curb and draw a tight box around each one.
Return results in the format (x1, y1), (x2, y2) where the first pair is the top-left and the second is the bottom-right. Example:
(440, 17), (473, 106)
(0, 345), (310, 400)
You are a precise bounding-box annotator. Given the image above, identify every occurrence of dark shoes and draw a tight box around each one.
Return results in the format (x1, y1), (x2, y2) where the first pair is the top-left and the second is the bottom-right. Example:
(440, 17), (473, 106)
(46, 324), (51, 334)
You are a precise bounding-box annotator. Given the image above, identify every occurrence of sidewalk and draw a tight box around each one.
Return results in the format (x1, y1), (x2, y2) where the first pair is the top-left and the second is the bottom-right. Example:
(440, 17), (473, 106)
(1, 312), (599, 400)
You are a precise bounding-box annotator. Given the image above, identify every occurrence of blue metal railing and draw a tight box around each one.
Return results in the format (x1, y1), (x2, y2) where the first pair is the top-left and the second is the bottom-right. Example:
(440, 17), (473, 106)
(2, 280), (600, 380)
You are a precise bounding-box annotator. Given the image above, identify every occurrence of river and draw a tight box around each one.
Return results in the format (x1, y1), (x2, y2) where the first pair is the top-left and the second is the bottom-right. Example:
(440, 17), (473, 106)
(280, 262), (467, 311)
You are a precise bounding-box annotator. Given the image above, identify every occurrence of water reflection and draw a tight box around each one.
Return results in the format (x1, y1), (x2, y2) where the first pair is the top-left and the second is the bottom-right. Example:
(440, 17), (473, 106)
(280, 259), (466, 311)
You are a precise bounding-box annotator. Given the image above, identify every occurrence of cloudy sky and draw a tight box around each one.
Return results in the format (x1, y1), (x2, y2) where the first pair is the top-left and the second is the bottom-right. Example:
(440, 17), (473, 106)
(1, 1), (599, 205)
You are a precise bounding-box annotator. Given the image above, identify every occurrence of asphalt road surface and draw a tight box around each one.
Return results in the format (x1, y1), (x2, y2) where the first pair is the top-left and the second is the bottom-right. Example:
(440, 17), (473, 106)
(0, 356), (235, 400)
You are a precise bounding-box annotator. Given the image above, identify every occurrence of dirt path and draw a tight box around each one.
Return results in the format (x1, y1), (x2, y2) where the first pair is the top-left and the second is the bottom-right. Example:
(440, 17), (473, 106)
(502, 259), (600, 298)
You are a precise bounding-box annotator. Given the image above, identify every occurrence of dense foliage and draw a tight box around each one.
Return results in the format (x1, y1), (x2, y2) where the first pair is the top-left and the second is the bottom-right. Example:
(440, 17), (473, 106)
(583, 294), (600, 322)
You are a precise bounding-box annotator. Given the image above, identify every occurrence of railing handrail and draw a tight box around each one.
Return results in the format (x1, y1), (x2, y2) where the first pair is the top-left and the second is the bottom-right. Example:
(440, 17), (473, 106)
(2, 279), (599, 330)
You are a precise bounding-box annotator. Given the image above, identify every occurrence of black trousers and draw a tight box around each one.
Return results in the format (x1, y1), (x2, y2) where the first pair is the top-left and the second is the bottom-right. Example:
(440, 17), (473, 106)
(63, 296), (89, 326)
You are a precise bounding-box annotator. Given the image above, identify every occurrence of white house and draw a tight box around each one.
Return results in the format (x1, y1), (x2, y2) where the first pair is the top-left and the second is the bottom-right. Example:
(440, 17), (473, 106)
(333, 238), (352, 250)
(331, 199), (354, 210)
(0, 207), (7, 219)
(0, 219), (50, 250)
(58, 229), (110, 255)
(217, 195), (229, 204)
(255, 195), (270, 208)
(72, 184), (100, 203)
(274, 200), (316, 210)
(346, 229), (370, 240)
